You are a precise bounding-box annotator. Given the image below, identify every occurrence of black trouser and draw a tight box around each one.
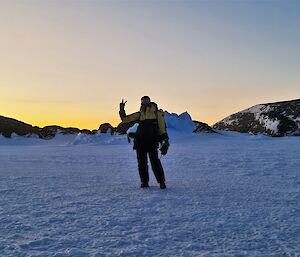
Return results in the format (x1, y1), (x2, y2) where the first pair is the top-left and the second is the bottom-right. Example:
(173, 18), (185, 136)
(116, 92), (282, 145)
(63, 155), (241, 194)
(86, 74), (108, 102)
(136, 148), (165, 184)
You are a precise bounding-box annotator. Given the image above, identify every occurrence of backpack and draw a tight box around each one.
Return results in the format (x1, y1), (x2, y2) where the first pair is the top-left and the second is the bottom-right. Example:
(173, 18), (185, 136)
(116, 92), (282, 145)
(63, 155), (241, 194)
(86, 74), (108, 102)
(127, 102), (164, 143)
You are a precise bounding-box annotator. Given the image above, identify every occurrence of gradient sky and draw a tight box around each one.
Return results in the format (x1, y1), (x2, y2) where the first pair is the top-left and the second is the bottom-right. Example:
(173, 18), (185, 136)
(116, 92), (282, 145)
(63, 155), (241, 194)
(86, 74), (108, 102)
(1, 1), (299, 129)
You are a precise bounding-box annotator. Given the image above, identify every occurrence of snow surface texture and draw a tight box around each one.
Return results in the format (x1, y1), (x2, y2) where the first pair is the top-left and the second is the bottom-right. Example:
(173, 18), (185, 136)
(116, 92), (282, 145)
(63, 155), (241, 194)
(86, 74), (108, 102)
(1, 131), (300, 257)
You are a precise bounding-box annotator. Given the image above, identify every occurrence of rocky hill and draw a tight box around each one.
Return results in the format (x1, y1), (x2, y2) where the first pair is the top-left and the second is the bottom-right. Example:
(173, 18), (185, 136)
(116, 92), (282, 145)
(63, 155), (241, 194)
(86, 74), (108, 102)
(193, 121), (217, 133)
(0, 116), (96, 139)
(0, 116), (40, 138)
(213, 99), (300, 136)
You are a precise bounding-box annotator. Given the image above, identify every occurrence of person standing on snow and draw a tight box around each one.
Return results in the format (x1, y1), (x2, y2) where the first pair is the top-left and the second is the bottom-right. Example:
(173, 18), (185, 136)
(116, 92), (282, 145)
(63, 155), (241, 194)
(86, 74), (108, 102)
(119, 96), (169, 189)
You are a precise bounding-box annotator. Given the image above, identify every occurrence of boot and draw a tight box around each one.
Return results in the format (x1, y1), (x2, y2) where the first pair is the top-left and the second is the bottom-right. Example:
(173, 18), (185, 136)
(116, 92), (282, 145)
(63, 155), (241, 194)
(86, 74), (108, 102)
(159, 181), (166, 189)
(141, 182), (149, 188)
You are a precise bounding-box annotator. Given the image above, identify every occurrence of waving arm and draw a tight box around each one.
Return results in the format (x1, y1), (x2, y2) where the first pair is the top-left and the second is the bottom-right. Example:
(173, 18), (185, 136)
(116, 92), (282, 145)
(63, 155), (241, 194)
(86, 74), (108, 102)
(119, 99), (140, 124)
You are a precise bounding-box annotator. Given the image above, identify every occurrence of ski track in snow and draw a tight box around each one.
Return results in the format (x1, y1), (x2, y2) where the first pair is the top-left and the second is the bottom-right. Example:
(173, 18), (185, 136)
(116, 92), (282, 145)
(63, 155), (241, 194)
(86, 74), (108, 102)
(0, 133), (300, 257)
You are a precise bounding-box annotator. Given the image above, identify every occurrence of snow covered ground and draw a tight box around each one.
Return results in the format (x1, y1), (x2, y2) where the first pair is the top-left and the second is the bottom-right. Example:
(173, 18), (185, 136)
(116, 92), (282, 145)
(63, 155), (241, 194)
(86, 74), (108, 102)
(0, 132), (300, 257)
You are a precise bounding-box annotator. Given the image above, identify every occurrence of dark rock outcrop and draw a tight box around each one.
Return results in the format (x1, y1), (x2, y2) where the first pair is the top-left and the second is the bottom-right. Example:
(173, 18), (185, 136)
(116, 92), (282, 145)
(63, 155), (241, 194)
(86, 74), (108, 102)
(81, 129), (95, 135)
(39, 126), (84, 139)
(98, 123), (115, 134)
(193, 121), (217, 133)
(213, 99), (300, 136)
(0, 116), (40, 138)
(0, 116), (94, 139)
(91, 129), (98, 134)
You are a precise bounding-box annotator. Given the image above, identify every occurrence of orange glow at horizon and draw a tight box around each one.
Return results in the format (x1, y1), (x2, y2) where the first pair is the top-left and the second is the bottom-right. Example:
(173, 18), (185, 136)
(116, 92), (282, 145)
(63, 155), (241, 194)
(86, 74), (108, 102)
(1, 2), (299, 130)
(0, 98), (226, 130)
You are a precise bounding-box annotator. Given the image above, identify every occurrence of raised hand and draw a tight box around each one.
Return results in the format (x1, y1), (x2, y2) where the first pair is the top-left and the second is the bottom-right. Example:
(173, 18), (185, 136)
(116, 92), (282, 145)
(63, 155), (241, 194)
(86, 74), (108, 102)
(119, 99), (127, 111)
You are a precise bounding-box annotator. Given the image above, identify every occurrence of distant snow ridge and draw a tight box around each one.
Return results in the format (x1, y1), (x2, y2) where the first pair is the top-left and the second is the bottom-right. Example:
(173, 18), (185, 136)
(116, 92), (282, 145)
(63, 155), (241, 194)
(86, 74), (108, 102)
(164, 111), (196, 133)
(71, 132), (127, 145)
(127, 123), (139, 134)
(72, 133), (101, 145)
(213, 99), (300, 136)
